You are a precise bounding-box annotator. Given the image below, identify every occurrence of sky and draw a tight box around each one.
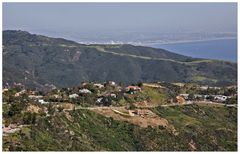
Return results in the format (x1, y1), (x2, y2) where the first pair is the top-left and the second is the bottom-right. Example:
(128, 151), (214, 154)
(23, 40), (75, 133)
(3, 3), (237, 41)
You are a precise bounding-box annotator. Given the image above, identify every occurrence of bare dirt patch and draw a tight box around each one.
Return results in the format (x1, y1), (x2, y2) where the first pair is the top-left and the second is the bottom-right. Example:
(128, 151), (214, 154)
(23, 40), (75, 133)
(91, 107), (177, 135)
(54, 103), (75, 110)
(26, 105), (41, 113)
(64, 111), (74, 122)
(134, 101), (160, 108)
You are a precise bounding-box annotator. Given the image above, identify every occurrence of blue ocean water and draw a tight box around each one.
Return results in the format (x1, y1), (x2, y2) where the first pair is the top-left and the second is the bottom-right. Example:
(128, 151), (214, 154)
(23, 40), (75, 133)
(148, 39), (237, 62)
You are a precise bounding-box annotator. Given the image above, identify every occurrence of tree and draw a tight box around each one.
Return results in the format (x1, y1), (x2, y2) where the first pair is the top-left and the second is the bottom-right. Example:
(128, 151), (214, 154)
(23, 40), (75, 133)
(23, 112), (36, 124)
(128, 103), (136, 110)
(57, 106), (64, 112)
(118, 82), (123, 87)
(47, 104), (55, 115)
(188, 94), (194, 100)
(8, 102), (24, 117)
(137, 82), (143, 87)
(206, 95), (214, 101)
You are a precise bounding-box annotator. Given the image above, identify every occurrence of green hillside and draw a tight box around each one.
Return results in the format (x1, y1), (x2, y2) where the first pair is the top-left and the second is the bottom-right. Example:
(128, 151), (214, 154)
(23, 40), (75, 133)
(3, 104), (237, 151)
(3, 30), (237, 89)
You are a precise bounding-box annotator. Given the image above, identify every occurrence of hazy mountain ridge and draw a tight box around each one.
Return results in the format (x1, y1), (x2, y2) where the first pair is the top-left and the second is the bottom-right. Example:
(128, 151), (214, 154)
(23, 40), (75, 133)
(3, 30), (237, 89)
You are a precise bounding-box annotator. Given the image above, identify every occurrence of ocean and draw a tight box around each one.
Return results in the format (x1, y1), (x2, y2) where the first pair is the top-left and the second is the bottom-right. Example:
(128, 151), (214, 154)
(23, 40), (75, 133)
(147, 38), (237, 62)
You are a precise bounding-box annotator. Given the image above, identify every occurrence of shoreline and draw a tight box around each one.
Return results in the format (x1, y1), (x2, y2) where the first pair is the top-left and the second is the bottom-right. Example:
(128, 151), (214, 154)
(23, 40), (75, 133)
(142, 37), (237, 46)
(79, 37), (237, 46)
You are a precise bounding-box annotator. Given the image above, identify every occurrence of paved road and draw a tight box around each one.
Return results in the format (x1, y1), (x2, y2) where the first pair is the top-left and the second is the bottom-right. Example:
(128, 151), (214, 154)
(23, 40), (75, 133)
(195, 101), (237, 108)
(64, 101), (237, 111)
(161, 101), (237, 108)
(64, 106), (126, 111)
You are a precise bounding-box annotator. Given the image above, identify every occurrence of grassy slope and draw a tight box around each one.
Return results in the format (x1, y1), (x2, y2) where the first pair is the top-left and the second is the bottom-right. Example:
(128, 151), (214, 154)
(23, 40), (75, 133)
(3, 104), (237, 151)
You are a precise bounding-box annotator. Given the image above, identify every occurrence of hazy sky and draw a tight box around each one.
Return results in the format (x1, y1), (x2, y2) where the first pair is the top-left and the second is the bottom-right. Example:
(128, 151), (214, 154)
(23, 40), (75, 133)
(3, 3), (237, 39)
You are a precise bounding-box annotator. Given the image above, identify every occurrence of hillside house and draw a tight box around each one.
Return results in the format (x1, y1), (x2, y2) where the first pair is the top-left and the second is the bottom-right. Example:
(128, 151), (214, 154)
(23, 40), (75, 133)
(126, 86), (141, 94)
(126, 86), (141, 91)
(81, 82), (88, 86)
(52, 94), (62, 99)
(79, 89), (92, 94)
(69, 93), (79, 99)
(214, 95), (228, 102)
(96, 97), (103, 104)
(28, 95), (43, 99)
(200, 86), (209, 90)
(94, 83), (104, 89)
(105, 81), (116, 86)
(14, 90), (26, 97)
(194, 94), (203, 100)
(110, 93), (117, 98)
(2, 88), (8, 93)
(96, 97), (111, 106)
(3, 124), (21, 134)
(38, 99), (49, 104)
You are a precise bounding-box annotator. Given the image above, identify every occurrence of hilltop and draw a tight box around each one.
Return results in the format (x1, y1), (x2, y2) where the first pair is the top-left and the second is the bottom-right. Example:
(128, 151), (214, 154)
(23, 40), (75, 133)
(3, 30), (237, 89)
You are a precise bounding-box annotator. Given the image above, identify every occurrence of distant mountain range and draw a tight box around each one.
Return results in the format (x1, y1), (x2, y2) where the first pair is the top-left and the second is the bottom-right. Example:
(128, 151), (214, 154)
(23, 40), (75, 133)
(3, 30), (237, 89)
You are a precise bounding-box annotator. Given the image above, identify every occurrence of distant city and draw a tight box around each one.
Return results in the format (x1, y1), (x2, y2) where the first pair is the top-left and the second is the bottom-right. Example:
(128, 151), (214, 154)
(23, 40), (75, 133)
(72, 31), (236, 45)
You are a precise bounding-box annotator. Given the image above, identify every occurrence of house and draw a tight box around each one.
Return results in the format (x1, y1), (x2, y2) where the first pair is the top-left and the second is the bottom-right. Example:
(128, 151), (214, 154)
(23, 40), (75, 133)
(79, 89), (92, 94)
(69, 93), (79, 99)
(102, 93), (117, 97)
(110, 93), (117, 98)
(28, 95), (43, 99)
(126, 86), (141, 94)
(14, 82), (23, 87)
(94, 83), (104, 89)
(96, 97), (103, 104)
(214, 95), (228, 102)
(52, 94), (62, 99)
(200, 86), (208, 90)
(95, 97), (111, 106)
(2, 88), (8, 93)
(81, 82), (88, 86)
(28, 90), (37, 95)
(105, 81), (116, 86)
(3, 124), (21, 134)
(14, 90), (26, 97)
(211, 87), (221, 90)
(38, 99), (49, 104)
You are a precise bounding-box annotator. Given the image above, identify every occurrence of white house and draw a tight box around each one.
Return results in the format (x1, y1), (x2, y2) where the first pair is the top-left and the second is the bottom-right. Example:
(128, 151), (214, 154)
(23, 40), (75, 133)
(94, 83), (104, 89)
(69, 93), (79, 99)
(79, 89), (92, 94)
(200, 86), (208, 90)
(108, 81), (116, 86)
(96, 97), (103, 104)
(14, 90), (26, 97)
(38, 99), (49, 104)
(28, 95), (43, 99)
(110, 93), (117, 98)
(214, 95), (228, 102)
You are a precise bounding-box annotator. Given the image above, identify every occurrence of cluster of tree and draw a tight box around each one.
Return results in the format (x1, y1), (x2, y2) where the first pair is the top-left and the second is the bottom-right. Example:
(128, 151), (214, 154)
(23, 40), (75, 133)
(23, 112), (37, 124)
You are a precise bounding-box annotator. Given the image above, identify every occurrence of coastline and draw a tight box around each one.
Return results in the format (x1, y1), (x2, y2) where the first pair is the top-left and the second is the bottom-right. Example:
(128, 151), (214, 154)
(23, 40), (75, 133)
(142, 37), (237, 46)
